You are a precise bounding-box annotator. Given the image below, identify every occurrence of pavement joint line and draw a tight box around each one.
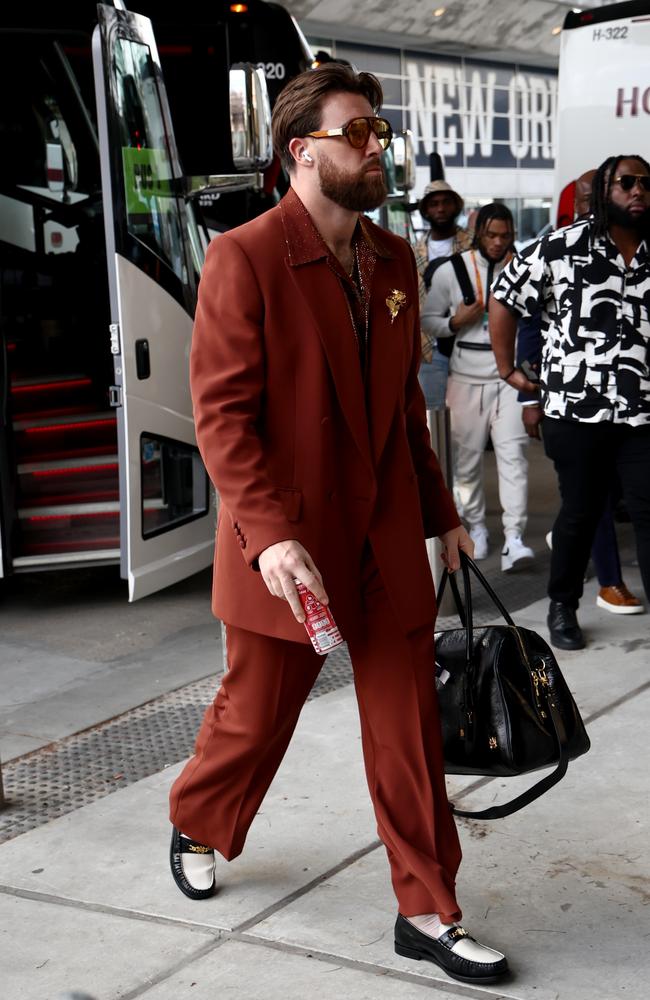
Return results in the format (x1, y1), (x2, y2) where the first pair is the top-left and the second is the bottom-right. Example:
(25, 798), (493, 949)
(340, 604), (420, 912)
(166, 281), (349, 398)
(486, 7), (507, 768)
(103, 936), (229, 1000)
(579, 676), (650, 726)
(232, 838), (383, 934)
(0, 887), (518, 998)
(231, 932), (521, 1000)
(0, 882), (227, 935)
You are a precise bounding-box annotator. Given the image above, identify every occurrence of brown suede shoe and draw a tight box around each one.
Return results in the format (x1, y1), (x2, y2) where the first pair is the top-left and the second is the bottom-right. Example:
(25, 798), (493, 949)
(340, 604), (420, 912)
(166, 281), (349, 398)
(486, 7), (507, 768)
(597, 584), (645, 615)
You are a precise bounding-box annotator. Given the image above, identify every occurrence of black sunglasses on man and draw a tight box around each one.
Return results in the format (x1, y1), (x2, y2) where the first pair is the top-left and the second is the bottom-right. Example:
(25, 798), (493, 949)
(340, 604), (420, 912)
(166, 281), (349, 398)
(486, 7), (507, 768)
(612, 173), (650, 192)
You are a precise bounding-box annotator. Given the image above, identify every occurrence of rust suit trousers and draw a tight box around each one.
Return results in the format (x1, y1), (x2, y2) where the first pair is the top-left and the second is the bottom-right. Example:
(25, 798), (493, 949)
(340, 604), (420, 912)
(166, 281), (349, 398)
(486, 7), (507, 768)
(169, 554), (462, 921)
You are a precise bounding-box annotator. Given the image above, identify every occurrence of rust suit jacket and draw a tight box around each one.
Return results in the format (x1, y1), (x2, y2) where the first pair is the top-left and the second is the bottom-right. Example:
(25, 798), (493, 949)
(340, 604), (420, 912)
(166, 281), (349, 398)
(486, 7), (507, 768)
(190, 189), (460, 644)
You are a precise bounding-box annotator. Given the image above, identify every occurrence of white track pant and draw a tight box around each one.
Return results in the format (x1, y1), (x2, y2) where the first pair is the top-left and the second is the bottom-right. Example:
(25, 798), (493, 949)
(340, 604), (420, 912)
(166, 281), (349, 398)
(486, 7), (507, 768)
(446, 376), (529, 538)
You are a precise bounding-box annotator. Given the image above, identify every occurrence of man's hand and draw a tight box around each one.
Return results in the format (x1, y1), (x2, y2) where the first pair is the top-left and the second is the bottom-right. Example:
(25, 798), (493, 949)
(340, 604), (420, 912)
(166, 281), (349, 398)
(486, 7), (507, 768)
(258, 540), (327, 623)
(450, 299), (484, 332)
(439, 524), (474, 572)
(522, 403), (544, 440)
(502, 367), (539, 396)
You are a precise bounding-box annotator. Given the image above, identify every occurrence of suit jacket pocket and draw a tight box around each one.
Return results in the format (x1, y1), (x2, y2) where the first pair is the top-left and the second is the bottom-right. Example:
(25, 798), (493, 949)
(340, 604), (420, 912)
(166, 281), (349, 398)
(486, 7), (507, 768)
(275, 487), (303, 523)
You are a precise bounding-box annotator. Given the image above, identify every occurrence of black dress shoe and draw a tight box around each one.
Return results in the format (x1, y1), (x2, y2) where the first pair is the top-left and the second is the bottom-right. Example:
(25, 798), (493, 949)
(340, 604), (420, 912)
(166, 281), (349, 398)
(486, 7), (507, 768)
(170, 826), (216, 900)
(394, 914), (508, 984)
(547, 601), (586, 650)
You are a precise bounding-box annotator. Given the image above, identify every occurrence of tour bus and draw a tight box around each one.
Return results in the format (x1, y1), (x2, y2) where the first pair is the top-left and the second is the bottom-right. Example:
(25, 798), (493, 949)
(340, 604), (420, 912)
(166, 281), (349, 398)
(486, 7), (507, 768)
(554, 0), (650, 224)
(0, 1), (272, 599)
(130, 1), (314, 232)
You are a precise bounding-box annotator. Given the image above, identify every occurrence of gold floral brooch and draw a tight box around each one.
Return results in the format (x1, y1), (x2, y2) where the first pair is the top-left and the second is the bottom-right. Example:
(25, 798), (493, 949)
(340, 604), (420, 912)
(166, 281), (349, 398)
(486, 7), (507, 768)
(386, 289), (407, 323)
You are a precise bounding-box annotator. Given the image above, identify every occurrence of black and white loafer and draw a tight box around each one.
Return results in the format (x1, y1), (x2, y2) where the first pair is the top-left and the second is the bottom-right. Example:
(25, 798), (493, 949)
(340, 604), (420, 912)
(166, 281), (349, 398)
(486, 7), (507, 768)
(169, 826), (216, 900)
(394, 914), (509, 984)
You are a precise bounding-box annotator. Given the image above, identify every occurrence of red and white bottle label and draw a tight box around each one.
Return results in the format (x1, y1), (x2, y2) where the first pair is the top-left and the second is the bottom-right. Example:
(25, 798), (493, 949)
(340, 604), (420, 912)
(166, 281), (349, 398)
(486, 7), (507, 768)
(295, 581), (344, 654)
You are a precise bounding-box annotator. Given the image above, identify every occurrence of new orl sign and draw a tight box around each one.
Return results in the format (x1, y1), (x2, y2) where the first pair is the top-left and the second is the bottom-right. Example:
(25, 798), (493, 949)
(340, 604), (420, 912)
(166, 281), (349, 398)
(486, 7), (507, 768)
(404, 55), (557, 169)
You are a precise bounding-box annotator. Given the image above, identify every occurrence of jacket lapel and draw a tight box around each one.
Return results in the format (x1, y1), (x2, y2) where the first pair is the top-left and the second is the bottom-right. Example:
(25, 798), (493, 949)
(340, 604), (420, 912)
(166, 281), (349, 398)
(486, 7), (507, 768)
(367, 256), (409, 465)
(280, 192), (408, 472)
(286, 258), (372, 471)
(280, 193), (374, 471)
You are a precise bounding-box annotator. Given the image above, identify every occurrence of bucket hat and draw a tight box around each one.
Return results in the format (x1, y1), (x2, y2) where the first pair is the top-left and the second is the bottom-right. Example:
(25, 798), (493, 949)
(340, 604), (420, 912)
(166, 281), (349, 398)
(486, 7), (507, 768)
(419, 180), (464, 216)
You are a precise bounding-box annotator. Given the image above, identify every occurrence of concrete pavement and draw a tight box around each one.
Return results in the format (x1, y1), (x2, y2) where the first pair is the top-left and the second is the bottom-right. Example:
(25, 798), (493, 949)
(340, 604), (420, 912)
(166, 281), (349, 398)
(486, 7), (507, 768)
(1, 571), (649, 1000)
(1, 438), (649, 998)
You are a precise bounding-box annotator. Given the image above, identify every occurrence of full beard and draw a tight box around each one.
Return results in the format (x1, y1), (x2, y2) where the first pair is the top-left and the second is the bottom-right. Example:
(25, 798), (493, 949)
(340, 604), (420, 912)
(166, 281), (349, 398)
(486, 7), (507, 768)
(318, 152), (387, 212)
(607, 201), (650, 234)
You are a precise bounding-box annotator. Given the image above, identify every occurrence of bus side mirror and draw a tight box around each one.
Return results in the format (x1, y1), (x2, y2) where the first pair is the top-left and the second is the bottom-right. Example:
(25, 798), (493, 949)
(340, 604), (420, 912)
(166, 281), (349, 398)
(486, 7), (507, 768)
(229, 63), (273, 172)
(392, 130), (416, 193)
(46, 141), (65, 194)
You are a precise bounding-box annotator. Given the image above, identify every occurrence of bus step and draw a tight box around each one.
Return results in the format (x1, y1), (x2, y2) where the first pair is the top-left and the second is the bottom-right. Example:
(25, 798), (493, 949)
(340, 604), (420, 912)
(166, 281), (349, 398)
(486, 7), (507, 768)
(13, 412), (118, 462)
(16, 503), (120, 556)
(17, 455), (120, 506)
(9, 374), (96, 414)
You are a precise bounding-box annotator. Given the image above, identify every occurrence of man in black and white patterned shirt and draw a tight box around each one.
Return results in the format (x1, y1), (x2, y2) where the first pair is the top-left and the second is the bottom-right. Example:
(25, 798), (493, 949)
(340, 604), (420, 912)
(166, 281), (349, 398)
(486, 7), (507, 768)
(489, 154), (650, 650)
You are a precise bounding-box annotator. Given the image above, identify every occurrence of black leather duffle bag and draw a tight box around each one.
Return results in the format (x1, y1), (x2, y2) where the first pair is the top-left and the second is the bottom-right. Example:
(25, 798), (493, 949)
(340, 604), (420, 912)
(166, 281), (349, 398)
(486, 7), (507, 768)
(435, 553), (590, 819)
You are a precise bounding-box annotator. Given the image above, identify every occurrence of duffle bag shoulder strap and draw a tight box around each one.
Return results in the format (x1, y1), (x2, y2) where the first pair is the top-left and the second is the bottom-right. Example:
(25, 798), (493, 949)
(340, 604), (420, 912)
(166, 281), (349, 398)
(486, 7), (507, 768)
(437, 553), (572, 820)
(451, 696), (571, 820)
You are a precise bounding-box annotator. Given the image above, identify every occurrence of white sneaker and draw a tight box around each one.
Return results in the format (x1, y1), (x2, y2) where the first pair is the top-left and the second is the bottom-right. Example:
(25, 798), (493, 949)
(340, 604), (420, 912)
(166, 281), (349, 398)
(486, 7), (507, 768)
(469, 524), (489, 561)
(501, 534), (534, 572)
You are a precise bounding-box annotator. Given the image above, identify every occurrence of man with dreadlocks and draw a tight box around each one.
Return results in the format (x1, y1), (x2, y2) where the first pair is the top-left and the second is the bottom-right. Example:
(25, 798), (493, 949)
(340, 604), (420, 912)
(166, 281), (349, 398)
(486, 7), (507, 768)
(489, 154), (650, 650)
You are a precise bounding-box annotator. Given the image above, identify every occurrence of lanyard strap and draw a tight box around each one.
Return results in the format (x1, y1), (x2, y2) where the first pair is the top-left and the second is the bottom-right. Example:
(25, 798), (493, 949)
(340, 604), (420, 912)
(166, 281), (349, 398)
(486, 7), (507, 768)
(470, 250), (484, 304)
(470, 250), (512, 309)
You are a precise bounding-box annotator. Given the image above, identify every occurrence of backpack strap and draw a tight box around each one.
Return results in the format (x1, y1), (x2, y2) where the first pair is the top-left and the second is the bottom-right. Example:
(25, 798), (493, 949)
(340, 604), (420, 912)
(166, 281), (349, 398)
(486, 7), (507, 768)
(425, 253), (476, 358)
(449, 253), (476, 305)
(423, 253), (451, 292)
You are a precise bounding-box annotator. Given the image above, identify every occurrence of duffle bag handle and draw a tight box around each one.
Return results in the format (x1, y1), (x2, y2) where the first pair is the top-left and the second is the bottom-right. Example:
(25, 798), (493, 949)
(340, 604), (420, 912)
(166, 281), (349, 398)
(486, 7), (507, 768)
(437, 552), (516, 631)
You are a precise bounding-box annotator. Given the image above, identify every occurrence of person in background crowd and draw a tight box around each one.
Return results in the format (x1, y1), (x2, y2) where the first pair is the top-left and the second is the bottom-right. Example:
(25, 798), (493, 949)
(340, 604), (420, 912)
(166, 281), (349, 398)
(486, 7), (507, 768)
(490, 154), (650, 650)
(414, 181), (474, 411)
(421, 203), (535, 572)
(517, 169), (644, 619)
(168, 63), (509, 987)
(414, 180), (473, 307)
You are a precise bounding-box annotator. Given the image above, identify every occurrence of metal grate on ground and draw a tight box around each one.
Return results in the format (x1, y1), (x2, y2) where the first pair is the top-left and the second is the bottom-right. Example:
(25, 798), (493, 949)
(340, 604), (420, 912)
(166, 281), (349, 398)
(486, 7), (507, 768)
(0, 560), (552, 844)
(0, 645), (356, 843)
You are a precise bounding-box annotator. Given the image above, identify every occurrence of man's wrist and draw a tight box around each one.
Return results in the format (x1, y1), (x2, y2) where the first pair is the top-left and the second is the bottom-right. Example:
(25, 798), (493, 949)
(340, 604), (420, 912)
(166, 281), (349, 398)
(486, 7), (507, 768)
(448, 315), (458, 333)
(499, 365), (516, 381)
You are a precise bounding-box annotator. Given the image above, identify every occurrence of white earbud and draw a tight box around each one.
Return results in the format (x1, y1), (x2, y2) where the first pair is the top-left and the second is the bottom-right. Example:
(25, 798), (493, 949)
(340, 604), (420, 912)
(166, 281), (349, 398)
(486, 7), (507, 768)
(302, 151), (313, 162)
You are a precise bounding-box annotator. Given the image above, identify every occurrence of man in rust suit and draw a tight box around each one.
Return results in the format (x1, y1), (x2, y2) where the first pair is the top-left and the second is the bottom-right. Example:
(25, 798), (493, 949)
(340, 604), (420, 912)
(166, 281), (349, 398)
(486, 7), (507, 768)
(168, 64), (508, 986)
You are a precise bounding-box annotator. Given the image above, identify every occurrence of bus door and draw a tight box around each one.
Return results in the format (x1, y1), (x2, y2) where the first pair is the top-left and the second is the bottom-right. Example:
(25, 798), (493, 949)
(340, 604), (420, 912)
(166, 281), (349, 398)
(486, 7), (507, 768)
(92, 3), (213, 600)
(0, 333), (7, 579)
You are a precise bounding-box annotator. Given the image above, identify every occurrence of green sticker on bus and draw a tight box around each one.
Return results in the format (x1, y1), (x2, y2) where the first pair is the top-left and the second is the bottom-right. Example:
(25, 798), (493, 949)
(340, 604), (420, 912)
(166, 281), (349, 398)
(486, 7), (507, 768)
(122, 147), (174, 214)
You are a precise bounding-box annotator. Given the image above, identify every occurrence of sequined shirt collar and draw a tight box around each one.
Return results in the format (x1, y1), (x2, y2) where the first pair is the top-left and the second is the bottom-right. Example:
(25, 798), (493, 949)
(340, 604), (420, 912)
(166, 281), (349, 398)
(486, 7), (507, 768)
(280, 187), (393, 267)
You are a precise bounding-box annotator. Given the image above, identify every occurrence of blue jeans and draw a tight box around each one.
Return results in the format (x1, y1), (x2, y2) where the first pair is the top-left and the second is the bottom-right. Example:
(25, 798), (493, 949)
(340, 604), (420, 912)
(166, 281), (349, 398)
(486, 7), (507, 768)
(418, 350), (448, 411)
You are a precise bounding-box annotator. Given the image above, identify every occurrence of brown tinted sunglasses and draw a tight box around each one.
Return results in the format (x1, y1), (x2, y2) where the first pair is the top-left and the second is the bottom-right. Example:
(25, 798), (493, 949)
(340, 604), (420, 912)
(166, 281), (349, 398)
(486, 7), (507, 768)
(307, 116), (393, 151)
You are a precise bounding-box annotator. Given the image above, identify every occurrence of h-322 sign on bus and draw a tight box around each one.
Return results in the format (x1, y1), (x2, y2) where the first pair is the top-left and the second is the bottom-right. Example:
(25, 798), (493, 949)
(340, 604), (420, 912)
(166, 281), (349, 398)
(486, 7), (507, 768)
(554, 1), (650, 222)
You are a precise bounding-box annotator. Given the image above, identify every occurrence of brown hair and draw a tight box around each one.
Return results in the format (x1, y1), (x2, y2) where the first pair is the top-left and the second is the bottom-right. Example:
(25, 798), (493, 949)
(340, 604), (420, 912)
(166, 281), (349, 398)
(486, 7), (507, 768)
(271, 64), (384, 173)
